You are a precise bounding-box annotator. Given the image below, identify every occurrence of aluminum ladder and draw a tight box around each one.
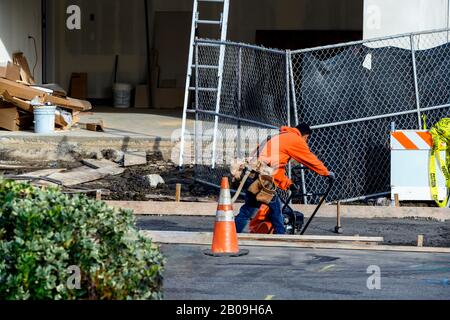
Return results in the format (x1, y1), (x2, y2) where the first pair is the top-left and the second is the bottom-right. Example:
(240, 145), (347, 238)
(179, 0), (230, 168)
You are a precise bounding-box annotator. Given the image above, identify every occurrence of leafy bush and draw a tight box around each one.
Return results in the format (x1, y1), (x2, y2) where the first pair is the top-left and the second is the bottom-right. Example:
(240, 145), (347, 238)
(0, 179), (164, 300)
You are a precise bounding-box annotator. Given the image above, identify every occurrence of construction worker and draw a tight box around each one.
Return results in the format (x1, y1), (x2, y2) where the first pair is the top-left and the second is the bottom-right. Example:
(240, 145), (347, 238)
(235, 123), (334, 235)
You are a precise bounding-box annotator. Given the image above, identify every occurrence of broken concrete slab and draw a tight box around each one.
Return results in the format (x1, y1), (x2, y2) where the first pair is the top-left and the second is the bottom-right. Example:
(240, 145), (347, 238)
(123, 151), (147, 167)
(47, 166), (125, 187)
(81, 159), (119, 169)
(102, 149), (125, 163)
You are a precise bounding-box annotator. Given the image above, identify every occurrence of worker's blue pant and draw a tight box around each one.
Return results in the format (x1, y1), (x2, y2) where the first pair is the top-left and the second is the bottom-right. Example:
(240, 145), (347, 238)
(235, 181), (285, 235)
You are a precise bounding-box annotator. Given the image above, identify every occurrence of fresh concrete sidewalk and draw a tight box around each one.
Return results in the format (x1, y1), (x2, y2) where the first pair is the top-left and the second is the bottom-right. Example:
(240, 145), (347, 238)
(0, 107), (191, 162)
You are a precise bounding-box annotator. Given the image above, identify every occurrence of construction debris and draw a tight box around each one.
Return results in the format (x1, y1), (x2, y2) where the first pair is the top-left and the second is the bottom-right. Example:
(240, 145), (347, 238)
(13, 52), (35, 85)
(81, 159), (118, 169)
(0, 53), (92, 133)
(0, 61), (20, 81)
(146, 174), (165, 188)
(102, 149), (125, 163)
(48, 166), (125, 187)
(0, 102), (33, 131)
(123, 151), (147, 167)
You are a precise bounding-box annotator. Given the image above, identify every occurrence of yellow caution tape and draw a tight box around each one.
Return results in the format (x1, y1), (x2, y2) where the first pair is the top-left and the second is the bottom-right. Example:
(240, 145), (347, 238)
(422, 114), (428, 130)
(429, 118), (450, 207)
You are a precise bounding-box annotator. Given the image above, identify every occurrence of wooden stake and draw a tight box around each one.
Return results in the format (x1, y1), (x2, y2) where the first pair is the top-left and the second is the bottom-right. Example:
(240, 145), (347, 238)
(394, 194), (400, 207)
(175, 184), (182, 202)
(417, 235), (424, 247)
(337, 201), (341, 227)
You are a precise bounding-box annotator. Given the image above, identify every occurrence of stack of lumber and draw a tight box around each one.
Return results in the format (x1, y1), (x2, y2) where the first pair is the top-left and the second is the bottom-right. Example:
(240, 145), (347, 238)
(0, 53), (91, 132)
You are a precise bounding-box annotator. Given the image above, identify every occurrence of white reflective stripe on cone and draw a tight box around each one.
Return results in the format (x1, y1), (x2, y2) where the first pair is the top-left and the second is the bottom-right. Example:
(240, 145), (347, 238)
(219, 190), (232, 204)
(216, 210), (235, 222)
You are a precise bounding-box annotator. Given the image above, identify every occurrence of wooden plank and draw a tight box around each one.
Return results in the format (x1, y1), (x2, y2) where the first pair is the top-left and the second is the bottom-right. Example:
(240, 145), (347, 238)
(141, 230), (382, 244)
(13, 52), (35, 85)
(47, 166), (124, 186)
(238, 233), (383, 244)
(1, 90), (33, 113)
(0, 164), (29, 170)
(0, 78), (91, 111)
(123, 151), (147, 167)
(105, 201), (450, 221)
(81, 159), (119, 169)
(19, 168), (65, 178)
(141, 231), (450, 254)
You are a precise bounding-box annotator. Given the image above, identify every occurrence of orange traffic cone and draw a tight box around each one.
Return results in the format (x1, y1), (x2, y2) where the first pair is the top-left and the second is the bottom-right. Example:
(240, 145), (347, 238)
(204, 177), (249, 257)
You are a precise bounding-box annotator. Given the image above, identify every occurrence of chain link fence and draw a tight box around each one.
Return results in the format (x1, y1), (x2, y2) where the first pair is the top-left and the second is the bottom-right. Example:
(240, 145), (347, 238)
(180, 29), (450, 203)
(181, 39), (290, 188)
(289, 29), (450, 202)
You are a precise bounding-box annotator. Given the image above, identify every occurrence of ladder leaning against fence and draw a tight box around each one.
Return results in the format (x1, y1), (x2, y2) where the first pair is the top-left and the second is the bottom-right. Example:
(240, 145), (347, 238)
(179, 0), (230, 168)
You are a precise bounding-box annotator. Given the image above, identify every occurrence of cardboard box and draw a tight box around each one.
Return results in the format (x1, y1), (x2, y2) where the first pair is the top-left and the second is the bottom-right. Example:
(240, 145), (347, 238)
(0, 103), (33, 131)
(134, 85), (149, 108)
(153, 88), (184, 109)
(0, 61), (21, 82)
(69, 73), (88, 100)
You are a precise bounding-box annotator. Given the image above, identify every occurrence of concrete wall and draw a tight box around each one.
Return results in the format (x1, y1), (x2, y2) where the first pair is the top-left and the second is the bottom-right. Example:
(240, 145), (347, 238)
(0, 0), (42, 83)
(47, 0), (147, 99)
(47, 0), (363, 99)
(364, 0), (450, 48)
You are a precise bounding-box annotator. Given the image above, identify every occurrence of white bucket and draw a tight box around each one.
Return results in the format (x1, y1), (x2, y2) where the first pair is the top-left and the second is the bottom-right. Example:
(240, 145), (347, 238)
(34, 105), (56, 134)
(113, 83), (132, 108)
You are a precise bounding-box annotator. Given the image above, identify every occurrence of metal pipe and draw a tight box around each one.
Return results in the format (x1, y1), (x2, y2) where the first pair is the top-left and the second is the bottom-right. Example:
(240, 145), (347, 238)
(287, 51), (308, 204)
(410, 34), (423, 129)
(328, 192), (391, 205)
(194, 43), (200, 167)
(288, 52), (299, 124)
(195, 178), (246, 199)
(285, 51), (292, 181)
(187, 109), (279, 129)
(195, 38), (286, 54)
(237, 47), (243, 159)
(310, 103), (450, 131)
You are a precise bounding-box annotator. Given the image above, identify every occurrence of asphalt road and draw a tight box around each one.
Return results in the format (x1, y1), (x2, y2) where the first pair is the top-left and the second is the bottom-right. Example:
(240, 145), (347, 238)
(137, 216), (450, 300)
(160, 244), (450, 300)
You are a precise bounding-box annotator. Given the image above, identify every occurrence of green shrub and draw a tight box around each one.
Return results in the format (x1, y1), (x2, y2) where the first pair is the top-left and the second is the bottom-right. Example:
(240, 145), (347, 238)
(0, 179), (165, 300)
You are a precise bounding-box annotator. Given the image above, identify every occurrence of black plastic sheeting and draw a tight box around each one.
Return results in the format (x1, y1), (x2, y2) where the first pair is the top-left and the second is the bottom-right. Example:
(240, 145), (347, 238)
(295, 42), (450, 202)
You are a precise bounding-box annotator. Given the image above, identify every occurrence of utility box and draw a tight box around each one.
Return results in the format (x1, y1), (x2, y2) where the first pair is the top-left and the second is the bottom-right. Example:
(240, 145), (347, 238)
(391, 130), (447, 201)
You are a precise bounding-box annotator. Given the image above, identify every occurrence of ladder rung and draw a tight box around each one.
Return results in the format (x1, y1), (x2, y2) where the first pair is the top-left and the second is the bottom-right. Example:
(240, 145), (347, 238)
(192, 64), (219, 70)
(196, 19), (222, 25)
(189, 87), (218, 92)
(198, 0), (225, 2)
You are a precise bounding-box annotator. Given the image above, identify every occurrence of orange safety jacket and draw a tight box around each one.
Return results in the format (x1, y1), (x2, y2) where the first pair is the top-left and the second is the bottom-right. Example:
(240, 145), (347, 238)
(258, 126), (329, 190)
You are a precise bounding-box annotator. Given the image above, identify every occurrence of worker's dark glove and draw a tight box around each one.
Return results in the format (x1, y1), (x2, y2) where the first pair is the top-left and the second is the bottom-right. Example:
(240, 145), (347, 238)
(289, 183), (301, 192)
(328, 172), (336, 181)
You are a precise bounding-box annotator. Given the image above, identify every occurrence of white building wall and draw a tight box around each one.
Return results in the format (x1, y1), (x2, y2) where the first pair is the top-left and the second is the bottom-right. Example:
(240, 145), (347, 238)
(0, 0), (42, 83)
(47, 0), (363, 99)
(364, 0), (450, 49)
